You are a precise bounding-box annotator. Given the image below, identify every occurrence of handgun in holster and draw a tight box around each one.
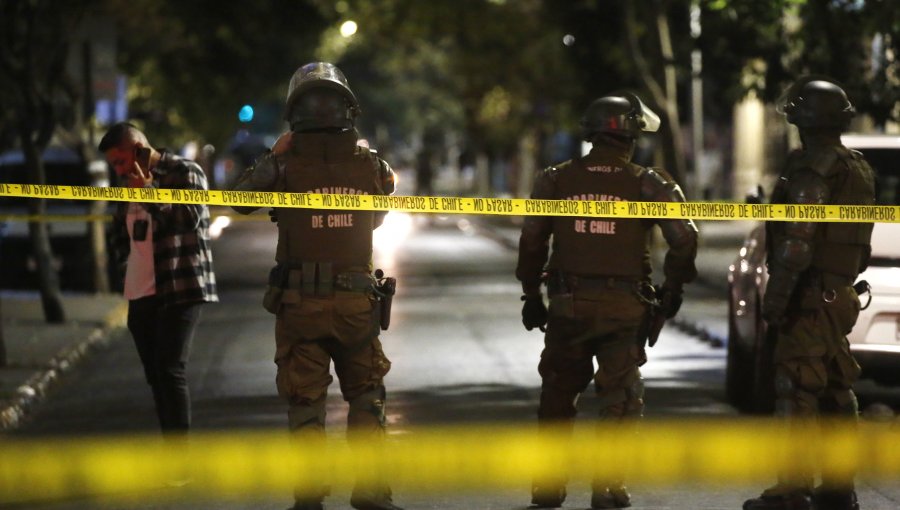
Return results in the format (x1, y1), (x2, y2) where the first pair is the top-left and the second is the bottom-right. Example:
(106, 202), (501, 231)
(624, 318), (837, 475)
(262, 264), (287, 314)
(853, 279), (871, 310)
(636, 284), (666, 348)
(373, 268), (397, 330)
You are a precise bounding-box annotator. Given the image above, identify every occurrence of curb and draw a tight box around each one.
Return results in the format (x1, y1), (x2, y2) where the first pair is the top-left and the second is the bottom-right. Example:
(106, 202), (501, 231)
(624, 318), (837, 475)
(0, 301), (128, 431)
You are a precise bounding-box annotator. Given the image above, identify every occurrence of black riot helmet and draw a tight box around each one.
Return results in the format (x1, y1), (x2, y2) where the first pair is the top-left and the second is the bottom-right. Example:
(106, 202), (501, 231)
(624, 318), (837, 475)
(580, 92), (661, 142)
(284, 62), (361, 132)
(776, 76), (855, 130)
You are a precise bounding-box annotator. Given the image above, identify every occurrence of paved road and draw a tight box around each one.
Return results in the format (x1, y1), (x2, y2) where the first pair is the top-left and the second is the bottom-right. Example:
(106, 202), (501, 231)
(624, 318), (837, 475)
(7, 215), (900, 509)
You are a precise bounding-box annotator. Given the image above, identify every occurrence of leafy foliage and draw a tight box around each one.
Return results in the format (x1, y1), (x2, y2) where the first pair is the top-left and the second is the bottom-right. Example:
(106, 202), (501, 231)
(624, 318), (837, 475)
(103, 0), (328, 148)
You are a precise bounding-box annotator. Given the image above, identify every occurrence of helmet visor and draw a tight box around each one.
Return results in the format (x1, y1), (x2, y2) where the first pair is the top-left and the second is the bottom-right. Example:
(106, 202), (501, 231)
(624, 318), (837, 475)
(639, 104), (661, 132)
(623, 93), (660, 132)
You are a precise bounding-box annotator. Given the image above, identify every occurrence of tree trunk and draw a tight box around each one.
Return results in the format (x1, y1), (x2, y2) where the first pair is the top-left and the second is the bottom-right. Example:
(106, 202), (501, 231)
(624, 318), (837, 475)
(0, 297), (7, 367)
(624, 0), (689, 189)
(21, 132), (66, 323)
(89, 199), (110, 293)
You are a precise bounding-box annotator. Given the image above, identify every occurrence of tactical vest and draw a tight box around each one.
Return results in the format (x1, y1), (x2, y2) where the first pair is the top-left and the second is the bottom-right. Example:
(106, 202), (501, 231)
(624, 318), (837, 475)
(547, 150), (650, 278)
(770, 146), (875, 280)
(274, 131), (382, 273)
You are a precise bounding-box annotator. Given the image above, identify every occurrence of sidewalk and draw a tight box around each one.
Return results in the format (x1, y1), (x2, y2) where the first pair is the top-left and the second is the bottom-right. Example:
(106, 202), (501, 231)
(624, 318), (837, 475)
(0, 292), (127, 430)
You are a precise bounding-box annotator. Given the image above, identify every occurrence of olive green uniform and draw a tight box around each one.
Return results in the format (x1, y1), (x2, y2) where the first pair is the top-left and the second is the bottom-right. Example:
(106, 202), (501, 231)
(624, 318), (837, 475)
(231, 130), (396, 504)
(516, 138), (698, 504)
(762, 134), (874, 495)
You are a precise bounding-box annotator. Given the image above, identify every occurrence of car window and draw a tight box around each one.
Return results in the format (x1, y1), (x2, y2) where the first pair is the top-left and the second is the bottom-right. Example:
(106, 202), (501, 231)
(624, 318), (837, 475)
(856, 147), (900, 206)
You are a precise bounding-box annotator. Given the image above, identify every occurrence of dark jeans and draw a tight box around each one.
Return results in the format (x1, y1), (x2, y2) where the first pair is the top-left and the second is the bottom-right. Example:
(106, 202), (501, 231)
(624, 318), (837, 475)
(127, 296), (202, 433)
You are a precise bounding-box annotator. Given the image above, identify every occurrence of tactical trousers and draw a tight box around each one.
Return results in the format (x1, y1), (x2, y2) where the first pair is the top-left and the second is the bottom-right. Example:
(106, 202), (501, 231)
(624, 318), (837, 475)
(274, 291), (392, 504)
(534, 289), (647, 497)
(770, 285), (862, 494)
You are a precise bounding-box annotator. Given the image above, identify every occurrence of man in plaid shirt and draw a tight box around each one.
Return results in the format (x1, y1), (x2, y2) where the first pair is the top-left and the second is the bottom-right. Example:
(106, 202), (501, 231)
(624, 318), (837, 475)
(101, 122), (218, 435)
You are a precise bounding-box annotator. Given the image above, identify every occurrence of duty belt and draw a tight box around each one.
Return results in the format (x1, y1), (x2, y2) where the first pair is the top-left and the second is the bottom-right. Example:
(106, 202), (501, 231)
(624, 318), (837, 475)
(285, 262), (374, 296)
(548, 273), (644, 295)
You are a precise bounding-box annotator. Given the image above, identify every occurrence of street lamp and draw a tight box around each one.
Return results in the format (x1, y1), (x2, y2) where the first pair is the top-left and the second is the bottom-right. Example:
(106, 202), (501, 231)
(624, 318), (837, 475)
(340, 20), (358, 38)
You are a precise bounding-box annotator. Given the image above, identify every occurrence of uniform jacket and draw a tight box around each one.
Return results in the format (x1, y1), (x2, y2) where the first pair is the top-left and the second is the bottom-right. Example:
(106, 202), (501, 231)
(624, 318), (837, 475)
(765, 134), (875, 310)
(516, 139), (697, 296)
(229, 130), (395, 274)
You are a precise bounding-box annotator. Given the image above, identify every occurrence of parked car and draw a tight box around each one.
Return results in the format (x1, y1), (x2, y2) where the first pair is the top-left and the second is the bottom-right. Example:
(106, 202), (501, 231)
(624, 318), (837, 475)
(726, 134), (900, 413)
(0, 145), (118, 291)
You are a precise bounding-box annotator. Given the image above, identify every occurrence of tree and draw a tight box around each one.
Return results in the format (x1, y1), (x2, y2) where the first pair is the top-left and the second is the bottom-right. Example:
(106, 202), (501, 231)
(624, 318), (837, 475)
(623, 0), (690, 185)
(0, 298), (5, 367)
(699, 0), (899, 126)
(540, 0), (696, 185)
(100, 0), (330, 151)
(319, 0), (579, 194)
(0, 0), (89, 323)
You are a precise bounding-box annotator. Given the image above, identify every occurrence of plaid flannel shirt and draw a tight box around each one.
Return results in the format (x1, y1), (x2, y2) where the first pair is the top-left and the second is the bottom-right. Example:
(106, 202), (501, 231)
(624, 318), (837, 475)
(112, 151), (218, 307)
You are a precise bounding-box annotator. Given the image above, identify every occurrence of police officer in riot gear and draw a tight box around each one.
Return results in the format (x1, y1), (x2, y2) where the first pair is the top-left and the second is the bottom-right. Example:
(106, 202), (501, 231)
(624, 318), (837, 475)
(517, 92), (698, 509)
(743, 78), (874, 510)
(230, 62), (401, 510)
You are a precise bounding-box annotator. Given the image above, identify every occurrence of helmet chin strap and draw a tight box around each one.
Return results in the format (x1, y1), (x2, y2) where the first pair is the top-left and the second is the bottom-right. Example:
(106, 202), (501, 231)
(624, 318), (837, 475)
(593, 132), (636, 152)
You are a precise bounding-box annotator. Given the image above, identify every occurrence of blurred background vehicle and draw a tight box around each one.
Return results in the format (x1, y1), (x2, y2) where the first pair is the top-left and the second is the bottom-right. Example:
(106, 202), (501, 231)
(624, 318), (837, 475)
(0, 145), (118, 292)
(726, 134), (900, 413)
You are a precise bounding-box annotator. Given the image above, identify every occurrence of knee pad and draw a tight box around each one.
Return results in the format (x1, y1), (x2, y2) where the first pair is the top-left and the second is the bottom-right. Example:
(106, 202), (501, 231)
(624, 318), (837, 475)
(348, 385), (387, 428)
(288, 397), (326, 431)
(821, 388), (859, 418)
(598, 374), (644, 419)
(774, 368), (818, 417)
(623, 376), (645, 417)
(538, 386), (580, 420)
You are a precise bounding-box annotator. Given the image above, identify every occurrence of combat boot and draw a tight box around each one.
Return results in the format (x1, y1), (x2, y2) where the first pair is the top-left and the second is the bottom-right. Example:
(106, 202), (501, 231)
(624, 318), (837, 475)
(742, 492), (811, 510)
(530, 485), (566, 508)
(810, 488), (859, 510)
(288, 502), (324, 510)
(591, 484), (631, 509)
(350, 485), (403, 510)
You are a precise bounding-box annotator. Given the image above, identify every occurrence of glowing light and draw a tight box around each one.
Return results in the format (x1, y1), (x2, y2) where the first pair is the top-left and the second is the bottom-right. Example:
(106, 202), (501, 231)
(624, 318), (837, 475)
(373, 212), (414, 271)
(340, 20), (358, 38)
(209, 215), (232, 240)
(238, 105), (254, 123)
(563, 34), (575, 46)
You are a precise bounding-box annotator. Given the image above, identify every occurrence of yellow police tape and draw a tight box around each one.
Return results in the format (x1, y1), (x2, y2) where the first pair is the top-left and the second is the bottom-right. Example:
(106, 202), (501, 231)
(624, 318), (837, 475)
(1, 420), (898, 503)
(2, 183), (899, 222)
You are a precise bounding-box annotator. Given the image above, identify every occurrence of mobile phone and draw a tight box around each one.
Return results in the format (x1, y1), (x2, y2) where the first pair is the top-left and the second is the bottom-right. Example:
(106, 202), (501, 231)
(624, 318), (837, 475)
(134, 146), (151, 170)
(132, 219), (149, 241)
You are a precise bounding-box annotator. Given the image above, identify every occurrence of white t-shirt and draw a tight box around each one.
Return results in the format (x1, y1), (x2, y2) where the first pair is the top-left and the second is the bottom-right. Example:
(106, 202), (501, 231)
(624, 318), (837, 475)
(124, 203), (156, 300)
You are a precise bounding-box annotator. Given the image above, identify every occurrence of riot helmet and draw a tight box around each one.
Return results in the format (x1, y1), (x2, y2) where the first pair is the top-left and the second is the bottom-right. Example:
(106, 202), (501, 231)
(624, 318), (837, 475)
(284, 62), (360, 131)
(580, 92), (660, 142)
(776, 76), (855, 130)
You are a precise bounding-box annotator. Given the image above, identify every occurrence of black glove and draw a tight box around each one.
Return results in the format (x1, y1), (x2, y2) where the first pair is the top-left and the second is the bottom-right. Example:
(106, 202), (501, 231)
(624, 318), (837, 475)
(521, 294), (548, 332)
(762, 292), (788, 326)
(762, 268), (799, 326)
(656, 284), (683, 319)
(268, 208), (278, 223)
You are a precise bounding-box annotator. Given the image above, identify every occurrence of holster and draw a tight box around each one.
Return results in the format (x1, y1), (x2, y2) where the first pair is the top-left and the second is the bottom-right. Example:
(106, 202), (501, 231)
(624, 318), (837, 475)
(374, 275), (396, 330)
(636, 284), (664, 348)
(263, 264), (287, 314)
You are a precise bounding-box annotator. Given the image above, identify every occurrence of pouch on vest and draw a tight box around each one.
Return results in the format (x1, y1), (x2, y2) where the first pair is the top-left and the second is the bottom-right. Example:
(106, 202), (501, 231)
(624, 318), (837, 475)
(263, 264), (287, 314)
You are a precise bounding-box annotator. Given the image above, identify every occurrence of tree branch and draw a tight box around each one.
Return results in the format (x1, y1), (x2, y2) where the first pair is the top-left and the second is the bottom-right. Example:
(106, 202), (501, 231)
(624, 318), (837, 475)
(624, 0), (667, 109)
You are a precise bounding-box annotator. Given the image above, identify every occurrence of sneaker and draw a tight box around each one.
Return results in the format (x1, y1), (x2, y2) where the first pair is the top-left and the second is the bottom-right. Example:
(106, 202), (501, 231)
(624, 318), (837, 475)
(591, 484), (632, 509)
